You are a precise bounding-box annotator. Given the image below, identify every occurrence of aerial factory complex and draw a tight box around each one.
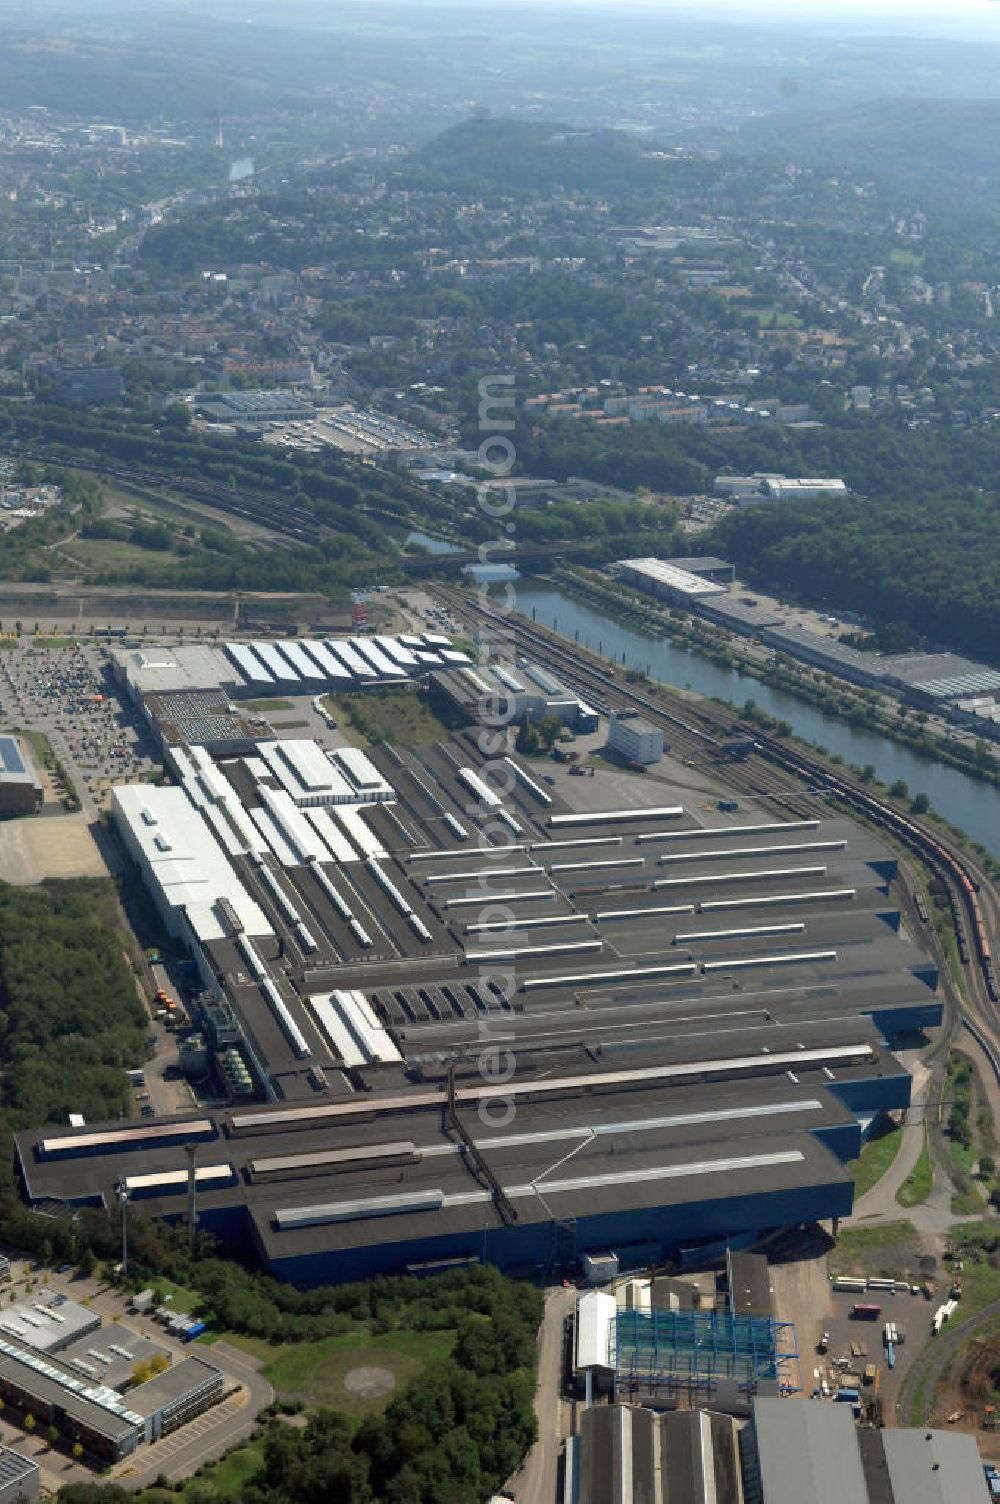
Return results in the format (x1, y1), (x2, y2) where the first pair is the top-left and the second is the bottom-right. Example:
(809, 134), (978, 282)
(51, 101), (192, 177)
(15, 633), (942, 1287)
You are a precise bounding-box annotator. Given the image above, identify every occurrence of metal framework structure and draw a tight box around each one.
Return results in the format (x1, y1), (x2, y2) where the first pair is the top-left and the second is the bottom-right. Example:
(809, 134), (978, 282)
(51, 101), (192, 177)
(612, 1309), (801, 1400)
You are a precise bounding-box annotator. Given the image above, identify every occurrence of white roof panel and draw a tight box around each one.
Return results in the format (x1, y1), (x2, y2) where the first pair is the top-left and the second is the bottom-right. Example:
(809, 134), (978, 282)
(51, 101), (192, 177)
(576, 1291), (616, 1369)
(301, 639), (352, 679)
(331, 805), (386, 860)
(252, 641), (300, 683)
(112, 783), (272, 938)
(331, 745), (387, 792)
(225, 642), (273, 685)
(277, 641), (325, 681)
(325, 639), (376, 678)
(374, 636), (419, 668)
(248, 805), (298, 867)
(348, 637), (403, 679)
(303, 807), (359, 863)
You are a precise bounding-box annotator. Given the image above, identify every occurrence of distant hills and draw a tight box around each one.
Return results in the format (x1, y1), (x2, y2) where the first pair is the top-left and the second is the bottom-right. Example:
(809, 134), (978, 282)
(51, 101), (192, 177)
(406, 118), (703, 196)
(724, 98), (1000, 195)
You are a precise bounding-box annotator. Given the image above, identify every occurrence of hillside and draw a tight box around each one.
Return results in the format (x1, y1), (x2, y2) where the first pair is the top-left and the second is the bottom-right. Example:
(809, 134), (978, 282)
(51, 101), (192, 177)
(405, 117), (707, 197)
(727, 98), (1000, 196)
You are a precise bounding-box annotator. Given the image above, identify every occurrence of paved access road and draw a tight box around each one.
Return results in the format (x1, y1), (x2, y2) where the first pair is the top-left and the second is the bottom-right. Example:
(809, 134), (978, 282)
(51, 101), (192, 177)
(504, 1285), (577, 1504)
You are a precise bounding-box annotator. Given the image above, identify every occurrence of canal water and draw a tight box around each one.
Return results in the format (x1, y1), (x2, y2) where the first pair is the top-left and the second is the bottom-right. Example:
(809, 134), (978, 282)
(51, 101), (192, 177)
(507, 580), (1000, 858)
(404, 529), (461, 556)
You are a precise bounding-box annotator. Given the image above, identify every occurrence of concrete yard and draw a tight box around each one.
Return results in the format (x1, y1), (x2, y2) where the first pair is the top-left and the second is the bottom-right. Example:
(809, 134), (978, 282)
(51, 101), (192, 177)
(0, 811), (108, 883)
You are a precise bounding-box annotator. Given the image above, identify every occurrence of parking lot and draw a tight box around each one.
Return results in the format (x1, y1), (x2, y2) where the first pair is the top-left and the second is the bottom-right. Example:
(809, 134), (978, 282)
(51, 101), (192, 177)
(0, 638), (160, 819)
(814, 1282), (931, 1417)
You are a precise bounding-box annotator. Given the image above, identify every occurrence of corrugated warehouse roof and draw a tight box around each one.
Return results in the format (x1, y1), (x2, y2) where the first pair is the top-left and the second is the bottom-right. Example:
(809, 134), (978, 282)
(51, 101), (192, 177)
(880, 1428), (992, 1503)
(752, 1396), (869, 1504)
(112, 784), (272, 942)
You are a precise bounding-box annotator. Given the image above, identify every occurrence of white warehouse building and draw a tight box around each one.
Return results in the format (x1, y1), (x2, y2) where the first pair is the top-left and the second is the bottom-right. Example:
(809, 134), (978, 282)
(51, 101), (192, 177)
(112, 782), (275, 1004)
(607, 711), (664, 766)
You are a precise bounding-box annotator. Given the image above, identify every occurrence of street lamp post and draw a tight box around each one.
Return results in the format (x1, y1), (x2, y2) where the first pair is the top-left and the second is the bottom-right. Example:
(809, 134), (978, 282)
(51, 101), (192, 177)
(115, 1178), (129, 1277)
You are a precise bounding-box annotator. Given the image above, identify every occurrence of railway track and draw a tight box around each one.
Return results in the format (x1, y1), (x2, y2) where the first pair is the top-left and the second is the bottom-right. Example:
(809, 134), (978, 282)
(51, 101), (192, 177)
(436, 583), (999, 1036)
(3, 448), (327, 546)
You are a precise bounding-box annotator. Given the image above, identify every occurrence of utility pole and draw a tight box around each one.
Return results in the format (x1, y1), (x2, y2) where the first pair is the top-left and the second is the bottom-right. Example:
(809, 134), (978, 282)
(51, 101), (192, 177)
(115, 1179), (130, 1276)
(185, 1143), (198, 1251)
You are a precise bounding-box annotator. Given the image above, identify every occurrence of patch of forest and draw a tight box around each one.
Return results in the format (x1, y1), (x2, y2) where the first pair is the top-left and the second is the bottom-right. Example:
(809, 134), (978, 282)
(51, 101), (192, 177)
(712, 493), (1000, 666)
(517, 414), (1000, 663)
(0, 878), (146, 1128)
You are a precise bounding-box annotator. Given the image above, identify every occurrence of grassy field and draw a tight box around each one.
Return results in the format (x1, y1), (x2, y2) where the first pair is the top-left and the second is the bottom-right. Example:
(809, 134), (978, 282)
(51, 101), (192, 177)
(897, 1129), (933, 1207)
(147, 1277), (202, 1315)
(12, 726), (56, 768)
(242, 698), (294, 712)
(224, 1326), (457, 1416)
(746, 308), (803, 328)
(849, 1122), (903, 1197)
(950, 1137), (977, 1176)
(327, 688), (453, 747)
(829, 1220), (921, 1279)
(138, 1439), (265, 1503)
(949, 1223), (1000, 1318)
(60, 537), (179, 574)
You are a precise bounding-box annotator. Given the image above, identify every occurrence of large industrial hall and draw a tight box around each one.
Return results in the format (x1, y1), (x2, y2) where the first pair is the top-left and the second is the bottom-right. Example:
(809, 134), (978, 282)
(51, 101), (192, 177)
(15, 661), (944, 1285)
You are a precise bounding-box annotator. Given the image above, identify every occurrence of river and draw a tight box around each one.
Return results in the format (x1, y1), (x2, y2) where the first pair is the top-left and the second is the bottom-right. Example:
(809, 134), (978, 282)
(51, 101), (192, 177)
(507, 581), (1000, 858)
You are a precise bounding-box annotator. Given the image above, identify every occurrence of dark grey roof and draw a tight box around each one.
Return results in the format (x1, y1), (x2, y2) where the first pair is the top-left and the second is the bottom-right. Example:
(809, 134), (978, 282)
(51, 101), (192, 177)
(752, 1397), (869, 1504)
(726, 1251), (773, 1317)
(578, 1406), (742, 1504)
(128, 1355), (223, 1417)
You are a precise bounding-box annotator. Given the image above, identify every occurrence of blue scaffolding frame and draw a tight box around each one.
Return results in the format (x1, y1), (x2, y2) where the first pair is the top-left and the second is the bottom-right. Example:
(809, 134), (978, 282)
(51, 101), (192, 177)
(613, 1309), (801, 1399)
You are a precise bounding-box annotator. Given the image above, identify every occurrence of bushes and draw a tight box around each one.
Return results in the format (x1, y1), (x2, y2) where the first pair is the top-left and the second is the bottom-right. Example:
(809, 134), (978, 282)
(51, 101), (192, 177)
(54, 1268), (542, 1504)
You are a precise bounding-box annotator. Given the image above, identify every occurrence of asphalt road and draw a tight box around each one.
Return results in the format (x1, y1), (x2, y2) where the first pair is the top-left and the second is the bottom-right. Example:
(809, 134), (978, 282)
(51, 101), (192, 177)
(505, 1285), (577, 1504)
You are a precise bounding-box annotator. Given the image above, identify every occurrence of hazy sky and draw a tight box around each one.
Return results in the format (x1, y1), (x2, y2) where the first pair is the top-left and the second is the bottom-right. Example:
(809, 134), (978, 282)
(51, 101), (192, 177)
(479, 0), (1000, 22)
(597, 0), (1000, 15)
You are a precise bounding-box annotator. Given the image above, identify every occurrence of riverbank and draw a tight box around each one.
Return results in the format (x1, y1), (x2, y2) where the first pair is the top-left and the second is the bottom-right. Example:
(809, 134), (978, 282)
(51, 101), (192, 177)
(547, 562), (1000, 792)
(506, 575), (1000, 862)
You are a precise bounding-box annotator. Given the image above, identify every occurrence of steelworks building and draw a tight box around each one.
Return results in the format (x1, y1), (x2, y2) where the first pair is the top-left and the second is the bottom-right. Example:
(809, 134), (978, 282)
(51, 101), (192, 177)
(15, 728), (943, 1287)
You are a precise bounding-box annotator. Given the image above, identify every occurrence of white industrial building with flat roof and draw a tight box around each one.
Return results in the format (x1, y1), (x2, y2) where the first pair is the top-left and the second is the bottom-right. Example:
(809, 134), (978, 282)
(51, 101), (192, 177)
(113, 783), (273, 947)
(617, 557), (728, 604)
(712, 473), (849, 505)
(607, 711), (664, 766)
(112, 645), (242, 699)
(115, 635), (471, 705)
